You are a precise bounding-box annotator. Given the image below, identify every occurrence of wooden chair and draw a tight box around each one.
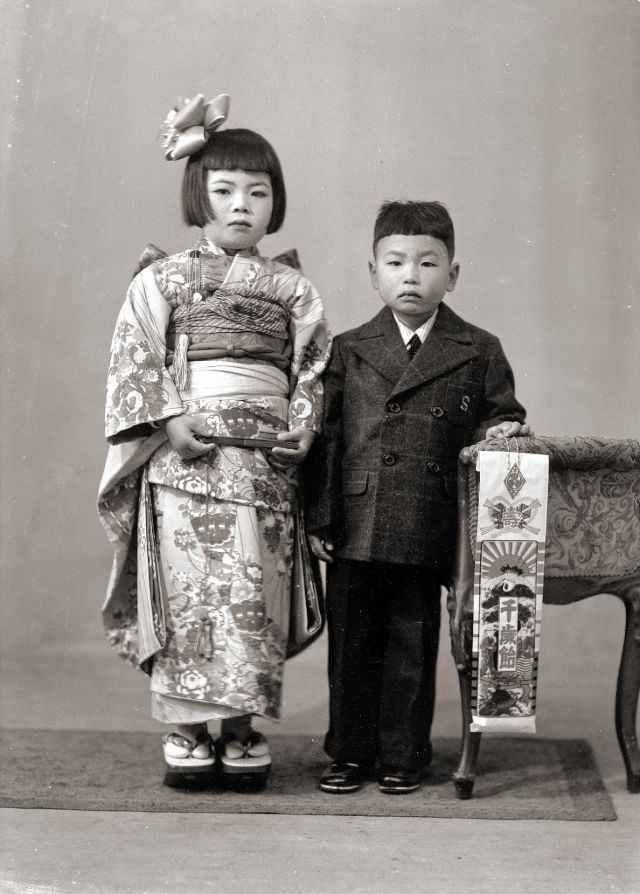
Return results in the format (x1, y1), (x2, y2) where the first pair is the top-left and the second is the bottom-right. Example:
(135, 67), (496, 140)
(448, 435), (640, 798)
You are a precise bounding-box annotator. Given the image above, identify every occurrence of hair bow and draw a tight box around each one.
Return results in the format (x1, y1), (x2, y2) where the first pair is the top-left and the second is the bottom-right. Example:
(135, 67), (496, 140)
(161, 93), (230, 161)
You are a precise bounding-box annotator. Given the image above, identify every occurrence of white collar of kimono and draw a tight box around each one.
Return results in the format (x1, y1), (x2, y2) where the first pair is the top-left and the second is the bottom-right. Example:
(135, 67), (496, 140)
(197, 234), (259, 258)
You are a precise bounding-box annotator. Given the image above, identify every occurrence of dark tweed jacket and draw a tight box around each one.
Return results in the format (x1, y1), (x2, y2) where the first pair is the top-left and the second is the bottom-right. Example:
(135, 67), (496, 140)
(303, 303), (526, 576)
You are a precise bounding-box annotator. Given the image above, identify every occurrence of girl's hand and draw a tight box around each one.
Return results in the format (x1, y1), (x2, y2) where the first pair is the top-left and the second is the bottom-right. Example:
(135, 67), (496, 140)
(308, 533), (335, 563)
(164, 415), (216, 461)
(485, 420), (534, 440)
(268, 427), (316, 470)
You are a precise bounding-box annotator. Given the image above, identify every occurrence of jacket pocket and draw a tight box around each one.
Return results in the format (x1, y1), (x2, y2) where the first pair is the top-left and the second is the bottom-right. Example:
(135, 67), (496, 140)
(342, 470), (369, 496)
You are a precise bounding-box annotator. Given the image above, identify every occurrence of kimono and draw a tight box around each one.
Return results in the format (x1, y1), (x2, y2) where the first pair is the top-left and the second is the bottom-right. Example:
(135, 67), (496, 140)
(98, 237), (330, 722)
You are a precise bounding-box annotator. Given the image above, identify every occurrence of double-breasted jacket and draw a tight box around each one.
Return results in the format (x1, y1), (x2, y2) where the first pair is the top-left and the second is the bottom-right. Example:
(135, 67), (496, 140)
(304, 303), (526, 576)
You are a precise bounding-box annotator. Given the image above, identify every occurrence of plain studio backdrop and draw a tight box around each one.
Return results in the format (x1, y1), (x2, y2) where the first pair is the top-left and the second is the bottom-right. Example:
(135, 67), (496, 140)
(1, 0), (639, 744)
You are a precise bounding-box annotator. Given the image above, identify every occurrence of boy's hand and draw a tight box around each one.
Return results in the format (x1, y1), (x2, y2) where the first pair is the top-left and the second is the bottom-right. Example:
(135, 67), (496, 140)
(268, 427), (316, 471)
(308, 533), (335, 563)
(485, 421), (534, 440)
(164, 415), (216, 461)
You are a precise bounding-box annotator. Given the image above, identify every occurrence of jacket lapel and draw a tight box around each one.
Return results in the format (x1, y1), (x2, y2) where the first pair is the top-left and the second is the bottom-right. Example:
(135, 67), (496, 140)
(389, 304), (479, 397)
(350, 307), (410, 385)
(351, 304), (480, 392)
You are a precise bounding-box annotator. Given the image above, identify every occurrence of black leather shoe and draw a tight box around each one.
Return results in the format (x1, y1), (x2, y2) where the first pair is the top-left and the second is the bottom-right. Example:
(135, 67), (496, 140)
(377, 768), (422, 794)
(319, 761), (365, 794)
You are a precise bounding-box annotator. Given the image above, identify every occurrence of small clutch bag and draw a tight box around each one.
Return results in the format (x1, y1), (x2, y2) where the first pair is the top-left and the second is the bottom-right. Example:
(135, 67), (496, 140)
(199, 432), (298, 451)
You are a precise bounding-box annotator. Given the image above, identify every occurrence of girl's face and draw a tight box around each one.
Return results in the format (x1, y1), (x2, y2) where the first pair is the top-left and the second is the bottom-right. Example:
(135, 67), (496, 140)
(204, 169), (273, 251)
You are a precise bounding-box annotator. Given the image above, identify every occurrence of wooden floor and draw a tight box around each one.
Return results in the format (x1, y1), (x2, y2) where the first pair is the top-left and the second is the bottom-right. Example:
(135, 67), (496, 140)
(1, 597), (638, 894)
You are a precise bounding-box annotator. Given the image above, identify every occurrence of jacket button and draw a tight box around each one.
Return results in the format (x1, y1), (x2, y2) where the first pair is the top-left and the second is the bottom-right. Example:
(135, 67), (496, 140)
(426, 461), (441, 473)
(387, 401), (401, 414)
(430, 406), (444, 418)
(383, 453), (397, 466)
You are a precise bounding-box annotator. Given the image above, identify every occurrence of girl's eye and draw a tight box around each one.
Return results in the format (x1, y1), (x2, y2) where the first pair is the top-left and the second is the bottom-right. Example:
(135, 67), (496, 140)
(211, 188), (230, 195)
(252, 191), (267, 198)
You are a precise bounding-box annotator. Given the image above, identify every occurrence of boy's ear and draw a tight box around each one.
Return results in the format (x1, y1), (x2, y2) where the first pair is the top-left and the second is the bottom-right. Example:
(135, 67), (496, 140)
(368, 259), (379, 291)
(447, 261), (460, 292)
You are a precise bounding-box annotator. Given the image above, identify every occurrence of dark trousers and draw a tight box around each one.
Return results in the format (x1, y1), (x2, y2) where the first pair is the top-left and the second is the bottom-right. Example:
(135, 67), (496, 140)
(324, 558), (442, 773)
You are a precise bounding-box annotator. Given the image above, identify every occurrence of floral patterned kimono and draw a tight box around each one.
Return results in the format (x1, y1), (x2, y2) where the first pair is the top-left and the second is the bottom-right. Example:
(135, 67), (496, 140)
(98, 237), (331, 723)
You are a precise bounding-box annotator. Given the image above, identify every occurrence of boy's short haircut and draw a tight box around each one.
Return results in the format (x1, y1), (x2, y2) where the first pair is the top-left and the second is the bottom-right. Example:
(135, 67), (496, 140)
(373, 200), (455, 260)
(182, 128), (286, 233)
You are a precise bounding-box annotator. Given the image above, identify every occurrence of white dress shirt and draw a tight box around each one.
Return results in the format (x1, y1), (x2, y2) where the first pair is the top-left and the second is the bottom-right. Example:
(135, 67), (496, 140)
(392, 307), (439, 349)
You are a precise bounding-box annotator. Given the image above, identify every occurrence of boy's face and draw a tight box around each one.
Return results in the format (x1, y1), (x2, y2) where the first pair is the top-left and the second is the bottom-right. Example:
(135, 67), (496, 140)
(369, 234), (459, 330)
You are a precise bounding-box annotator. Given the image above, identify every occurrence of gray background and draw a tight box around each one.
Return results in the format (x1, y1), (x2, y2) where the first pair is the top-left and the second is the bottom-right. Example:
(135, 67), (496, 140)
(2, 0), (639, 733)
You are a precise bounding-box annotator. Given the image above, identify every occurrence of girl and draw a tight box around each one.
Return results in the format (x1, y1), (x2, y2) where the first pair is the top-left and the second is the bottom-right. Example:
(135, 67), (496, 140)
(98, 94), (330, 789)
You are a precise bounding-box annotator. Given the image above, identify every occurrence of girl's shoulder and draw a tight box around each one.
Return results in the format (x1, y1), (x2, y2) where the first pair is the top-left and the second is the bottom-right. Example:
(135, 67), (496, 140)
(129, 244), (195, 305)
(266, 252), (319, 304)
(270, 248), (302, 272)
(150, 248), (195, 305)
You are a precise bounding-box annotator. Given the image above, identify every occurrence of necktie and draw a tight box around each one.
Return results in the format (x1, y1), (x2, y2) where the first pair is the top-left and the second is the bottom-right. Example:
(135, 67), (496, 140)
(407, 333), (421, 360)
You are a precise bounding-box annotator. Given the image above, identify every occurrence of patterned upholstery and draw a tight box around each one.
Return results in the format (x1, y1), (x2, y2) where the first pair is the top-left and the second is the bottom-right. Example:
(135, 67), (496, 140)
(464, 436), (640, 577)
(449, 435), (640, 797)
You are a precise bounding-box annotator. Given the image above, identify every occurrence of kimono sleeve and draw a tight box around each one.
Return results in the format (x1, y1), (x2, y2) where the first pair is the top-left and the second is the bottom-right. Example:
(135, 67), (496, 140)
(286, 275), (332, 432)
(473, 338), (527, 441)
(105, 268), (184, 443)
(302, 334), (345, 534)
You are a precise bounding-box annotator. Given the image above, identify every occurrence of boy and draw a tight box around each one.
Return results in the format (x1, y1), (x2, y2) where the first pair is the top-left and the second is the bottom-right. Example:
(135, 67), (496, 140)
(304, 201), (530, 794)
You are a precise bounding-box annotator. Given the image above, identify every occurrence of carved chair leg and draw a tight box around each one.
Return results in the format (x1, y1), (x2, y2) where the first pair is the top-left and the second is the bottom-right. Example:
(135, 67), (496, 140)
(615, 586), (640, 793)
(452, 665), (482, 799)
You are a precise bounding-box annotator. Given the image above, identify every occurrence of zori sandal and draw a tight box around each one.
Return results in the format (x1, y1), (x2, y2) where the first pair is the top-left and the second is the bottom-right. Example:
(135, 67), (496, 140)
(217, 731), (272, 791)
(162, 731), (216, 785)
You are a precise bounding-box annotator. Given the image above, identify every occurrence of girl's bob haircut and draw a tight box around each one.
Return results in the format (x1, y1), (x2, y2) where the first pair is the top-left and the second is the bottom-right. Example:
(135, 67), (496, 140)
(182, 128), (286, 233)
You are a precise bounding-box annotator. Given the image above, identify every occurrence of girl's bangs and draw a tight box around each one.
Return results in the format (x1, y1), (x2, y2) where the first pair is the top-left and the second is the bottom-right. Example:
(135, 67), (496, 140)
(201, 135), (275, 175)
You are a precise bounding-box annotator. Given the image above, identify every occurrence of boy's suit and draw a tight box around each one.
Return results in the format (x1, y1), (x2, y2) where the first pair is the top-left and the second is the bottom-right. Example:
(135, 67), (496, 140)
(305, 302), (526, 773)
